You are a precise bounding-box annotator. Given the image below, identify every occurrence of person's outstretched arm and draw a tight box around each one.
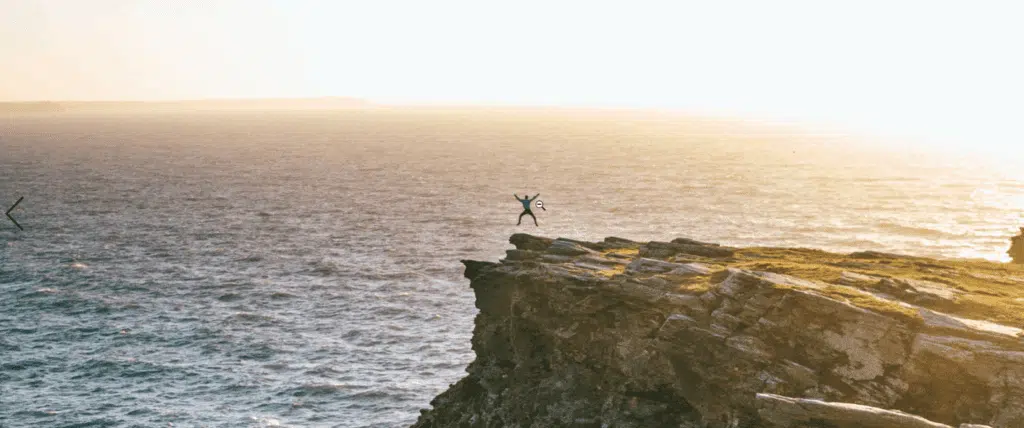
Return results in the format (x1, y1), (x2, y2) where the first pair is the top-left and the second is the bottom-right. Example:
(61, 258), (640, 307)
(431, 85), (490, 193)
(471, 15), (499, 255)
(531, 193), (540, 200)
(514, 194), (520, 200)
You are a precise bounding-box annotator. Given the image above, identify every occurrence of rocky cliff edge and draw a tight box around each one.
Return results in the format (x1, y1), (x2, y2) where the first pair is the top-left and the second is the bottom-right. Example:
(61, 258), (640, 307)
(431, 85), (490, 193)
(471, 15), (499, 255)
(412, 234), (1024, 428)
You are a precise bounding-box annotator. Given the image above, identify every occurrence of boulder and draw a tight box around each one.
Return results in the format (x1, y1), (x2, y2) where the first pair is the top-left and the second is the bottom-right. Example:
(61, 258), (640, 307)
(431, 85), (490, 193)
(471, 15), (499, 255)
(602, 236), (641, 250)
(546, 239), (598, 256)
(640, 241), (736, 259)
(671, 237), (721, 246)
(504, 249), (538, 261)
(849, 250), (915, 259)
(552, 237), (604, 251)
(509, 233), (553, 251)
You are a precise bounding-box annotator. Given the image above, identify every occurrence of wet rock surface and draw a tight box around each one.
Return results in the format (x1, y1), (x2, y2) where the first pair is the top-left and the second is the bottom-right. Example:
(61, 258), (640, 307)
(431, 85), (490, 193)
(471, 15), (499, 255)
(412, 234), (1024, 428)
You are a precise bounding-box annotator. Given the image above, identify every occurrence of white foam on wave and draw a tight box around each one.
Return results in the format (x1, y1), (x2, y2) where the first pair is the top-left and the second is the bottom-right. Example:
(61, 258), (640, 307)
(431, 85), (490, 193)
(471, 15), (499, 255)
(251, 416), (282, 427)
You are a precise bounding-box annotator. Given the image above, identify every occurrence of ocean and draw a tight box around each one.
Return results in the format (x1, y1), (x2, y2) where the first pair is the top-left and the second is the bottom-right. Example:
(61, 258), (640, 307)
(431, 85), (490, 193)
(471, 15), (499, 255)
(1, 108), (1022, 427)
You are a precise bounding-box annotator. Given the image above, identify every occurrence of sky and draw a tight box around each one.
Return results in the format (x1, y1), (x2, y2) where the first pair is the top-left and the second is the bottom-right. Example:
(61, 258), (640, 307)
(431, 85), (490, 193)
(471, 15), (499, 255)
(2, 0), (1023, 148)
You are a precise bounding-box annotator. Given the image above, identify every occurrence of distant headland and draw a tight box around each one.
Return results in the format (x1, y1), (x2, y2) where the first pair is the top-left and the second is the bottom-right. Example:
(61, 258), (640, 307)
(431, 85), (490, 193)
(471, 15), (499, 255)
(0, 97), (370, 114)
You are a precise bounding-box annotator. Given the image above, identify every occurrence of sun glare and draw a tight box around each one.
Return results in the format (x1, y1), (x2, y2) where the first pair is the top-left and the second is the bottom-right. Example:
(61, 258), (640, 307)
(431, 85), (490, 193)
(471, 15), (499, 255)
(1, 0), (1022, 148)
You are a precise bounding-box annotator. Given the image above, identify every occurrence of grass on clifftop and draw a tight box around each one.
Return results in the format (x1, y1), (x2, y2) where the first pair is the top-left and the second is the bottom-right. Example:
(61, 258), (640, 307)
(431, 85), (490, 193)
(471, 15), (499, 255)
(595, 242), (1024, 327)
(732, 247), (1024, 328)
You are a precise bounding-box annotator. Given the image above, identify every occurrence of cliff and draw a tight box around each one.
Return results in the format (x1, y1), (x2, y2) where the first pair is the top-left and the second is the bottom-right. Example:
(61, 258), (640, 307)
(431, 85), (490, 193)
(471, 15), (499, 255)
(412, 234), (1024, 428)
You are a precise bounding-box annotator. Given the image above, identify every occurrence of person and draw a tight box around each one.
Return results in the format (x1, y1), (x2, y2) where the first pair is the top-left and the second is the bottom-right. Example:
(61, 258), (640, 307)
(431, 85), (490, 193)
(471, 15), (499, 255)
(514, 193), (539, 226)
(1009, 227), (1024, 264)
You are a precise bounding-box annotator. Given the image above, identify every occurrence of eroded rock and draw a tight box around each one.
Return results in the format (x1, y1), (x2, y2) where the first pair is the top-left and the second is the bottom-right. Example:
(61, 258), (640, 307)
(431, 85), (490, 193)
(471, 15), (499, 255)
(509, 233), (553, 251)
(547, 239), (599, 256)
(640, 240), (736, 259)
(416, 236), (1024, 428)
(877, 277), (962, 305)
(756, 393), (954, 428)
(626, 258), (713, 276)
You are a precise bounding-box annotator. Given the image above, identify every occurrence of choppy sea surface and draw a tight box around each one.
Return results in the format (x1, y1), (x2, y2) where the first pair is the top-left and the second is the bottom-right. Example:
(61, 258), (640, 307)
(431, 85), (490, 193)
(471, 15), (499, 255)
(1, 109), (1022, 427)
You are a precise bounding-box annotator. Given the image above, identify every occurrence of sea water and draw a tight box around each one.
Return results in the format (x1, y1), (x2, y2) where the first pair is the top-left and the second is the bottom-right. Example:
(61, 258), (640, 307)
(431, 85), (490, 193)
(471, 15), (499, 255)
(1, 109), (1022, 427)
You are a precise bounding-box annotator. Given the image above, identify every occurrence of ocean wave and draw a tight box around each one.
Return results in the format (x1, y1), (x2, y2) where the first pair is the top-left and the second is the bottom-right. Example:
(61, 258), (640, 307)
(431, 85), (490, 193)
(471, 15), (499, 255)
(228, 312), (275, 323)
(237, 343), (283, 361)
(344, 388), (403, 400)
(1, 358), (48, 371)
(303, 365), (344, 376)
(308, 260), (341, 276)
(0, 339), (20, 352)
(876, 221), (965, 239)
(70, 358), (175, 380)
(288, 383), (350, 396)
(217, 293), (245, 302)
(44, 417), (123, 427)
(252, 416), (287, 427)
(9, 410), (61, 419)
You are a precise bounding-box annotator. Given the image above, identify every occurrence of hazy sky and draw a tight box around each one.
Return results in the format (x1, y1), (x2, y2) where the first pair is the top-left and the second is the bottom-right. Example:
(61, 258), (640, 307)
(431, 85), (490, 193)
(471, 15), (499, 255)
(3, 0), (1023, 146)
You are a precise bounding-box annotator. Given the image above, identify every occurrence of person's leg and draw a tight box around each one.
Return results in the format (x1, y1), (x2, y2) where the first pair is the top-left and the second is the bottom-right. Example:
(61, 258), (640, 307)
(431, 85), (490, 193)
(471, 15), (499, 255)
(528, 211), (537, 226)
(518, 210), (527, 225)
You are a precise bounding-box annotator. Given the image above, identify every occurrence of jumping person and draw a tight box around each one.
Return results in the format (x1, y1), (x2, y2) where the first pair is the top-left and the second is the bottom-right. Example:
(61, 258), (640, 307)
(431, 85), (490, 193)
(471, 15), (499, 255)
(514, 193), (539, 226)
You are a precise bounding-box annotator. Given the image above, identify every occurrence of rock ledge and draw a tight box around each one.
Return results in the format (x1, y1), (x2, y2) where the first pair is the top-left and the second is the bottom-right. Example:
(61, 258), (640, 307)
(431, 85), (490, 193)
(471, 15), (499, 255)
(412, 234), (1024, 428)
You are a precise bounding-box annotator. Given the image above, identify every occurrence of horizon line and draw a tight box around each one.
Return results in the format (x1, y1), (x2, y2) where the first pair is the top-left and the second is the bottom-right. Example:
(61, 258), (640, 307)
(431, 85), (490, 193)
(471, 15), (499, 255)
(0, 96), (370, 104)
(0, 97), (956, 146)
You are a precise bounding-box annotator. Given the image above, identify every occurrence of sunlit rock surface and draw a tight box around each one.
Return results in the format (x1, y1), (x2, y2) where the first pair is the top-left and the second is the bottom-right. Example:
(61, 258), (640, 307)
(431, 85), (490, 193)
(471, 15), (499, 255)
(412, 234), (1024, 428)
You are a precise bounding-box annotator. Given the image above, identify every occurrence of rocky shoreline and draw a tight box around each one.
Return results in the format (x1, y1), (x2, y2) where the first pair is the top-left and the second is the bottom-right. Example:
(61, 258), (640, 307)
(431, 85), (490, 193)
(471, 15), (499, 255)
(412, 234), (1024, 428)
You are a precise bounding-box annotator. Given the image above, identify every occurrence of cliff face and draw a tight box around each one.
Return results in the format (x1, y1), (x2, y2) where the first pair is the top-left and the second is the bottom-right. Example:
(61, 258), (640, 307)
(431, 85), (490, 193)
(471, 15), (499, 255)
(412, 234), (1024, 428)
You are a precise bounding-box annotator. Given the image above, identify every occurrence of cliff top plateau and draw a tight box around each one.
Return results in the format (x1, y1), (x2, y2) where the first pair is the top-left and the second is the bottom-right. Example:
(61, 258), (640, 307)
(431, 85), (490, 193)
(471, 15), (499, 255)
(413, 234), (1024, 428)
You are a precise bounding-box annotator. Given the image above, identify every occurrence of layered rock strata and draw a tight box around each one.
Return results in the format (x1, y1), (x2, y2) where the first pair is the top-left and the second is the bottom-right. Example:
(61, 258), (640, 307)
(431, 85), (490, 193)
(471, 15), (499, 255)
(413, 234), (1024, 428)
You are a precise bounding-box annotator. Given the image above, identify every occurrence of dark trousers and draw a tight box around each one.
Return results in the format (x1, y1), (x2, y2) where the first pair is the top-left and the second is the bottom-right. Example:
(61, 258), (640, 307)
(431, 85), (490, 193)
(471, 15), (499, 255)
(517, 209), (537, 226)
